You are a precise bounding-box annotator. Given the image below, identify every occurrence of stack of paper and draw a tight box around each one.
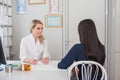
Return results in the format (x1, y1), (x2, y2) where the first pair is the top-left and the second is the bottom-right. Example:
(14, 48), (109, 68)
(8, 27), (12, 36)
(8, 17), (12, 26)
(4, 47), (10, 58)
(3, 0), (7, 4)
(0, 6), (3, 26)
(8, 7), (12, 16)
(8, 37), (12, 46)
(0, 0), (2, 3)
(8, 0), (12, 6)
(4, 37), (8, 47)
(3, 27), (8, 36)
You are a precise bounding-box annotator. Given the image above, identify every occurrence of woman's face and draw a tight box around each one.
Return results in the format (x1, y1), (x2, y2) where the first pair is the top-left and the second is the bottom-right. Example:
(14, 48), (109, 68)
(32, 23), (43, 37)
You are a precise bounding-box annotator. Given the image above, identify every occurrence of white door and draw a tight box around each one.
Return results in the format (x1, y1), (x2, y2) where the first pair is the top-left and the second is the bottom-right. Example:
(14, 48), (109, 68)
(67, 0), (106, 50)
(115, 0), (120, 79)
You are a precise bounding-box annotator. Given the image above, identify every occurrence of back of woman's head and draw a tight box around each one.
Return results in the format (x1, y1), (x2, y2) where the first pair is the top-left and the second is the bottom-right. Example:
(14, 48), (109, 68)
(78, 19), (105, 65)
(78, 19), (98, 43)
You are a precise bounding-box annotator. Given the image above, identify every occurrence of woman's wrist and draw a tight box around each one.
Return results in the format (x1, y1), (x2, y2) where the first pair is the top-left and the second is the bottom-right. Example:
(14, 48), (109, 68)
(42, 57), (49, 64)
(29, 59), (33, 64)
(23, 58), (33, 64)
(23, 58), (38, 65)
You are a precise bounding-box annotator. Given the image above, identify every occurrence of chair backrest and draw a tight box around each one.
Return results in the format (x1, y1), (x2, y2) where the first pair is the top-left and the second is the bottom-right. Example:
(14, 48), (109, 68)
(68, 61), (107, 80)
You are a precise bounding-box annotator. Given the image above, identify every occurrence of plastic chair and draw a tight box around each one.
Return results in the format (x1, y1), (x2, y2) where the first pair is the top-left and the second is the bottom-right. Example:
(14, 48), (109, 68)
(68, 61), (107, 80)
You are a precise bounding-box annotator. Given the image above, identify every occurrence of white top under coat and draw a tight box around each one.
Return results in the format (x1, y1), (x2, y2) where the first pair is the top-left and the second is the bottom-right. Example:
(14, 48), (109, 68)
(19, 34), (50, 62)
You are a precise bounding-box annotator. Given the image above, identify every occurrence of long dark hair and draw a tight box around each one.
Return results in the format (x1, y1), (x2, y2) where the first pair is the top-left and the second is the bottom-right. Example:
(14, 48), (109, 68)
(78, 19), (105, 65)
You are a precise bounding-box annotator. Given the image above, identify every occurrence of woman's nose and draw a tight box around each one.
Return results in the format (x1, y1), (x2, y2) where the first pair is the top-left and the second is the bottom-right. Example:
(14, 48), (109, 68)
(39, 29), (42, 33)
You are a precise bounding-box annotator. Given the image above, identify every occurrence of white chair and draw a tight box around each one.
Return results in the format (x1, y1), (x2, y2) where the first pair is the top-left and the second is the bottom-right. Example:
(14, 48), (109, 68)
(68, 61), (107, 80)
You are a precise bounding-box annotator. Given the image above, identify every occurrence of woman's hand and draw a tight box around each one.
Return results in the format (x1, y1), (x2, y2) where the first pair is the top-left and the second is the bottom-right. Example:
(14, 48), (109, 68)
(72, 67), (79, 75)
(31, 59), (38, 65)
(42, 57), (49, 64)
(23, 58), (38, 65)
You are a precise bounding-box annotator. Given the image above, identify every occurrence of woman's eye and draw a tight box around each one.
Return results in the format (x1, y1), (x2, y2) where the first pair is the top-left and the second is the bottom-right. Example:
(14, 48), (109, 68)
(37, 27), (43, 30)
(37, 28), (40, 30)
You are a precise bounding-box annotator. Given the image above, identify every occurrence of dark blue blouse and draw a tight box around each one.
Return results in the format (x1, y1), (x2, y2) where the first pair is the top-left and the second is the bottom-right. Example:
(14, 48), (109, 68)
(58, 44), (105, 80)
(58, 44), (86, 69)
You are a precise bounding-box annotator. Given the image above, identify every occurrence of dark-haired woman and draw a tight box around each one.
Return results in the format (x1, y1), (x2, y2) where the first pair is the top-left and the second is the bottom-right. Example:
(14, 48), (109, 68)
(58, 19), (106, 79)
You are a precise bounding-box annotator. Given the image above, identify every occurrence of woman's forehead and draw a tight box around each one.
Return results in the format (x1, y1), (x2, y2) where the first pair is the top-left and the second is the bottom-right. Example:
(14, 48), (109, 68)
(35, 23), (43, 27)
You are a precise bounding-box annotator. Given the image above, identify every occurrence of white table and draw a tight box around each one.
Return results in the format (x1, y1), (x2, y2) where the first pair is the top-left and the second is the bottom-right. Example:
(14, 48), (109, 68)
(0, 61), (68, 80)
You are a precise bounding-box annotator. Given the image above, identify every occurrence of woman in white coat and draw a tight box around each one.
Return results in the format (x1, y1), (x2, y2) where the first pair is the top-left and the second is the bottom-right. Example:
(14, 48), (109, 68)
(19, 19), (50, 65)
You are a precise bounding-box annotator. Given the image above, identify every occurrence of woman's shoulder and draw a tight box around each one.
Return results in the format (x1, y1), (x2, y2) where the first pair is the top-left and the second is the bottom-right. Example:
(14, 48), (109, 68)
(21, 34), (32, 42)
(70, 43), (83, 51)
(73, 43), (83, 48)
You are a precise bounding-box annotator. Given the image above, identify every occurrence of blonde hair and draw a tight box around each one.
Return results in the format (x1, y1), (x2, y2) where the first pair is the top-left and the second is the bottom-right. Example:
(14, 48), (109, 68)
(30, 19), (45, 44)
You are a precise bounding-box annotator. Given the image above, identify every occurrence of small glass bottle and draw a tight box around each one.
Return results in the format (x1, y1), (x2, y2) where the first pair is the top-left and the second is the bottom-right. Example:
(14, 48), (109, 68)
(21, 64), (24, 71)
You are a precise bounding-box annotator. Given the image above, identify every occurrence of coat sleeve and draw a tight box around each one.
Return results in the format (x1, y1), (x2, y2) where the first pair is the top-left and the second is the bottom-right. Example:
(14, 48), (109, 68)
(19, 38), (27, 62)
(58, 45), (78, 69)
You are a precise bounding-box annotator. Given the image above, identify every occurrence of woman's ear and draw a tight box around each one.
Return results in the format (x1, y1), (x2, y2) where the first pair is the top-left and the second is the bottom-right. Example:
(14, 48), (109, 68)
(31, 29), (34, 33)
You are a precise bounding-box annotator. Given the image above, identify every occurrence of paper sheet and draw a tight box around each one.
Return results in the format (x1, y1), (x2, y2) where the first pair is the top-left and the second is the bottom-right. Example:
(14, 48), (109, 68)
(0, 6), (3, 26)
(3, 27), (8, 36)
(3, 0), (7, 4)
(8, 7), (12, 16)
(8, 37), (12, 46)
(8, 27), (12, 36)
(5, 47), (10, 58)
(4, 37), (8, 47)
(49, 0), (59, 13)
(8, 17), (12, 26)
(8, 0), (12, 6)
(0, 0), (2, 3)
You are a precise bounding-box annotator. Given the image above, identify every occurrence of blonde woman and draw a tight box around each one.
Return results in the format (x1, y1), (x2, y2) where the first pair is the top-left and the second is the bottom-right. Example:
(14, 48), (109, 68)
(20, 19), (50, 65)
